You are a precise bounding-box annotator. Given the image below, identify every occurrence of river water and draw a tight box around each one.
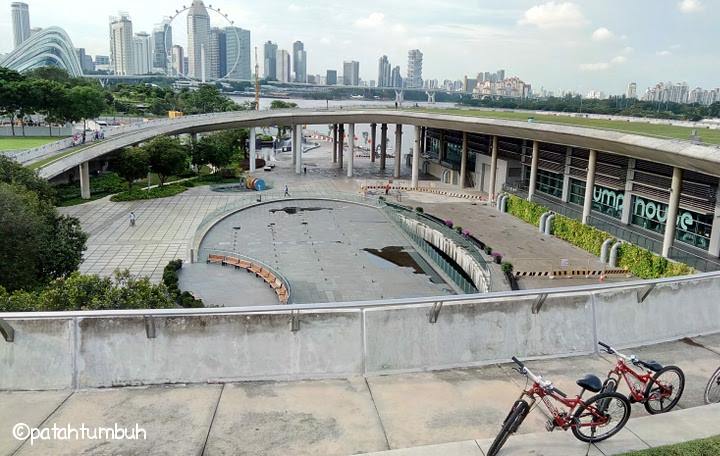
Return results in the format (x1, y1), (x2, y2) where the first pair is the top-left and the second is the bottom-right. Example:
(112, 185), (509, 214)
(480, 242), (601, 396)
(228, 96), (458, 155)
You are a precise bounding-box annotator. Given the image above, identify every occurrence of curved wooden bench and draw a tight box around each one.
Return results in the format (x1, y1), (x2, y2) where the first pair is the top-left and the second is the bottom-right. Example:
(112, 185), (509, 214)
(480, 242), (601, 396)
(207, 254), (225, 264)
(206, 255), (291, 304)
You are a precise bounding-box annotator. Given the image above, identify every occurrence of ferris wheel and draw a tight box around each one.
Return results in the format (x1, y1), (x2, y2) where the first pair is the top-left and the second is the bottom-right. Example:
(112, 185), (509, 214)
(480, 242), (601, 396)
(165, 3), (242, 80)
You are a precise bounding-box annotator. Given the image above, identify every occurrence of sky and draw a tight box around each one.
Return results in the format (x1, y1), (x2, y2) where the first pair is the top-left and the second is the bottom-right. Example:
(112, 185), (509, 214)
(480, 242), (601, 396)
(1, 0), (718, 94)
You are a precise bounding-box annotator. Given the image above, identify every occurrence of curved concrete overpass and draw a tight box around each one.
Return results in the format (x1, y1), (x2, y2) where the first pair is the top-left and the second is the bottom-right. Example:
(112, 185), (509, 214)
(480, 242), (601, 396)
(36, 109), (720, 180)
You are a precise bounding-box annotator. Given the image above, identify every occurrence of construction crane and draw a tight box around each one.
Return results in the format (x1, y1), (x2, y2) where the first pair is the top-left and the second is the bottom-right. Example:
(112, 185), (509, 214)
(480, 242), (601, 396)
(254, 46), (260, 111)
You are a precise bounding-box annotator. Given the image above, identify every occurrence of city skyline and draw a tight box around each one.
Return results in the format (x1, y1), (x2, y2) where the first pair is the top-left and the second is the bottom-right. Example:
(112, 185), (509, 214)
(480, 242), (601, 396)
(0, 0), (718, 93)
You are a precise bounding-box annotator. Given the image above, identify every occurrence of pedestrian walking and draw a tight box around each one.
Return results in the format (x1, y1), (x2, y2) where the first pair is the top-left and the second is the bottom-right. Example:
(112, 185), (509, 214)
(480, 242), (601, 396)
(284, 185), (290, 197)
(129, 211), (136, 227)
(385, 183), (391, 195)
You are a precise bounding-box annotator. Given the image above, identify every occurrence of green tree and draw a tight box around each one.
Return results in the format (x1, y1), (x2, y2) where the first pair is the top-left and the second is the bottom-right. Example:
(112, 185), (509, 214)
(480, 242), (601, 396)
(0, 70), (25, 136)
(270, 100), (299, 109)
(0, 155), (55, 202)
(66, 85), (107, 143)
(145, 136), (189, 186)
(116, 147), (149, 190)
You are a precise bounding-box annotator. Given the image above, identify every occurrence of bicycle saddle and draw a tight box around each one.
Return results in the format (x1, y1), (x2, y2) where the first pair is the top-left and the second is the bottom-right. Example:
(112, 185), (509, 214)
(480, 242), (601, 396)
(576, 374), (602, 393)
(638, 360), (663, 371)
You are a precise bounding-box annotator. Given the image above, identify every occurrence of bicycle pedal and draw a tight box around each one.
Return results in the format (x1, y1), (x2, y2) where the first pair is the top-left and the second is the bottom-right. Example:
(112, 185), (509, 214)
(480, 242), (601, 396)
(545, 420), (556, 432)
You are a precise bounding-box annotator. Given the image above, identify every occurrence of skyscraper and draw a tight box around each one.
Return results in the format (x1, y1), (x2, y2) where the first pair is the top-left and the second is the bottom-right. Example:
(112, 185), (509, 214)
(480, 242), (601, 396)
(627, 82), (637, 99)
(292, 41), (307, 83)
(11, 2), (30, 49)
(133, 32), (153, 75)
(276, 49), (291, 83)
(263, 41), (277, 80)
(377, 55), (392, 87)
(326, 70), (337, 85)
(407, 49), (423, 88)
(76, 48), (95, 73)
(391, 66), (403, 88)
(109, 12), (135, 75)
(209, 27), (226, 79)
(343, 60), (359, 86)
(187, 0), (211, 80)
(171, 45), (184, 75)
(152, 19), (172, 73)
(224, 27), (251, 79)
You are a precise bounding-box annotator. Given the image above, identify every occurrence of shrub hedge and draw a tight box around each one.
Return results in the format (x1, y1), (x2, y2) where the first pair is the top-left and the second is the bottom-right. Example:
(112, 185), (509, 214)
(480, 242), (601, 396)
(110, 184), (187, 202)
(504, 195), (693, 279)
(162, 259), (204, 308)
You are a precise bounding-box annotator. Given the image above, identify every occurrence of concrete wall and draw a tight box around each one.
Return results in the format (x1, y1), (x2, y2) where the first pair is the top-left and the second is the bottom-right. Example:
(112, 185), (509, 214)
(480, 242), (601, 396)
(2, 275), (720, 390)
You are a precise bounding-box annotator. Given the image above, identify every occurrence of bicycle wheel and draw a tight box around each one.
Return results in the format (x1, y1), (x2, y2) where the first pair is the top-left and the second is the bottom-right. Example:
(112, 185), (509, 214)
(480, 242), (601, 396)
(644, 366), (685, 414)
(571, 392), (631, 443)
(487, 400), (530, 456)
(704, 367), (720, 404)
(597, 377), (619, 413)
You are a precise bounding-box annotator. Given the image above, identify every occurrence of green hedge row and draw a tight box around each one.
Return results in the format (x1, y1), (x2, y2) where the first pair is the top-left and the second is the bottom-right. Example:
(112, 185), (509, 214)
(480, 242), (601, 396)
(504, 195), (693, 279)
(162, 259), (204, 308)
(110, 184), (187, 202)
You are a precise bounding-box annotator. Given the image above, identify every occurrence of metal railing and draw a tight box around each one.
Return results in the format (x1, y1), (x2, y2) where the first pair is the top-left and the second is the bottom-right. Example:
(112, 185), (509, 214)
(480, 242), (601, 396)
(1, 269), (717, 320)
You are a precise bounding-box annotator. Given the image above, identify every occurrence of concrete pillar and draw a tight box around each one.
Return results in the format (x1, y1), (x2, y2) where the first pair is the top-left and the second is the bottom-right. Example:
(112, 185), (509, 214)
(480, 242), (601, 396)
(662, 167), (683, 258)
(249, 128), (256, 172)
(527, 140), (539, 201)
(295, 124), (303, 174)
(488, 135), (499, 201)
(347, 124), (355, 177)
(291, 126), (296, 166)
(412, 125), (420, 188)
(459, 132), (468, 188)
(708, 183), (720, 257)
(582, 149), (597, 224)
(79, 161), (90, 200)
(338, 124), (344, 169)
(332, 124), (338, 163)
(394, 124), (402, 178)
(190, 132), (198, 143)
(380, 123), (388, 170)
(621, 158), (635, 224)
(370, 123), (377, 163)
(561, 146), (572, 202)
(439, 130), (445, 162)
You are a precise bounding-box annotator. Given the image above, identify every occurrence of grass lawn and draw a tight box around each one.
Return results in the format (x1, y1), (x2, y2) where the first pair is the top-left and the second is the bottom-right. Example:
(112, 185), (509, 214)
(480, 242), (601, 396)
(414, 108), (720, 145)
(619, 435), (720, 455)
(0, 136), (66, 152)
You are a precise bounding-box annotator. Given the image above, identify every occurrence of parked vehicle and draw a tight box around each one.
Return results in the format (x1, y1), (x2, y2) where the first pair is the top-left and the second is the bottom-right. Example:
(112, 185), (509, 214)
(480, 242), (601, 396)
(704, 365), (720, 404)
(487, 357), (631, 456)
(598, 341), (685, 414)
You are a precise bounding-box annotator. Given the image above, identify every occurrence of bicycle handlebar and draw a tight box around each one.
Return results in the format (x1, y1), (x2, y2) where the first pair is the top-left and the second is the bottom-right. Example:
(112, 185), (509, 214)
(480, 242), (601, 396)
(598, 341), (636, 364)
(511, 357), (565, 396)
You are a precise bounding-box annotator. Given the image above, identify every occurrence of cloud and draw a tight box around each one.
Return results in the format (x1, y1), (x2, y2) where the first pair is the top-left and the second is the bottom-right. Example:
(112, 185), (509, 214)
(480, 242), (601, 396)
(621, 46), (634, 54)
(288, 3), (303, 12)
(354, 12), (385, 28)
(656, 50), (672, 56)
(391, 23), (407, 34)
(611, 55), (627, 64)
(519, 2), (587, 29)
(678, 0), (703, 12)
(592, 27), (614, 41)
(579, 62), (611, 71)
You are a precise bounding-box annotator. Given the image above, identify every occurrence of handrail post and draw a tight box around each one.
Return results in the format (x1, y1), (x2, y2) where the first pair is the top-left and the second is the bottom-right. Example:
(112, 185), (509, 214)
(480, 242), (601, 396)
(429, 302), (443, 323)
(0, 319), (15, 342)
(144, 316), (156, 339)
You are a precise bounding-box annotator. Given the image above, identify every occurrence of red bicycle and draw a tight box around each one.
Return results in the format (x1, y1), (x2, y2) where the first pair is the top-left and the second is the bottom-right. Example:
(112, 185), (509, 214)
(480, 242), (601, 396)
(488, 357), (631, 456)
(598, 341), (685, 414)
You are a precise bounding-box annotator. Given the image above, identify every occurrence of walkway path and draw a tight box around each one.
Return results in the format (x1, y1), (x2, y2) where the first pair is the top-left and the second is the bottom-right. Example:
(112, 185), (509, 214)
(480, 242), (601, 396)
(4, 334), (719, 455)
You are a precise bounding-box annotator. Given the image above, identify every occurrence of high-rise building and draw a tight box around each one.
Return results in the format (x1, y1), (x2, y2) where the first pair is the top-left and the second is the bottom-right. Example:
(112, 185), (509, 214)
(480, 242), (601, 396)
(152, 19), (172, 73)
(76, 48), (95, 73)
(11, 2), (30, 48)
(224, 27), (250, 79)
(497, 69), (505, 82)
(187, 0), (211, 80)
(627, 82), (637, 99)
(276, 49), (291, 83)
(391, 65), (402, 88)
(208, 27), (226, 79)
(94, 55), (110, 72)
(109, 12), (135, 75)
(292, 41), (307, 83)
(133, 32), (153, 75)
(263, 41), (277, 80)
(343, 60), (359, 85)
(406, 49), (423, 88)
(326, 69), (337, 85)
(171, 45), (184, 75)
(377, 55), (392, 87)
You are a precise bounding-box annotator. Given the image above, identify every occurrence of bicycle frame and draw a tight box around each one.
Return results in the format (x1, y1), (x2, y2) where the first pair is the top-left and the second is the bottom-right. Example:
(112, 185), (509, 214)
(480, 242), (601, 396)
(518, 382), (608, 430)
(606, 359), (673, 403)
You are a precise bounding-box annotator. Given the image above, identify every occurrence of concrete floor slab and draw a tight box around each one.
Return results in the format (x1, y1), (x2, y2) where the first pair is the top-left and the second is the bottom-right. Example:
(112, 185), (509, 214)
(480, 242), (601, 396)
(366, 366), (546, 449)
(592, 427), (651, 455)
(203, 377), (387, 456)
(178, 262), (280, 307)
(1, 390), (71, 455)
(15, 384), (221, 456)
(624, 402), (720, 448)
(362, 440), (483, 456)
(475, 429), (604, 456)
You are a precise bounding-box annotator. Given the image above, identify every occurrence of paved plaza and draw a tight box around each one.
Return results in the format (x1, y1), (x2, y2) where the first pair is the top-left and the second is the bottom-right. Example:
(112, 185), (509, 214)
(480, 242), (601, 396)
(4, 334), (719, 455)
(199, 199), (452, 303)
(60, 135), (610, 293)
